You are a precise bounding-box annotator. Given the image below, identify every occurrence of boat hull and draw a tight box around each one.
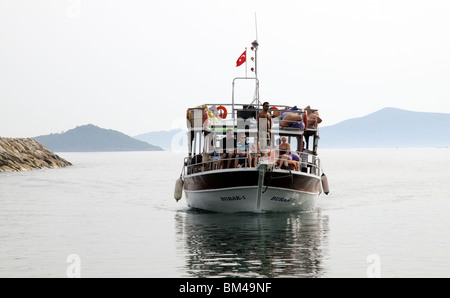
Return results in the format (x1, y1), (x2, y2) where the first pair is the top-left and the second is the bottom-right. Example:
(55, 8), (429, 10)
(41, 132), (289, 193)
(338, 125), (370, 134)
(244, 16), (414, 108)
(183, 169), (321, 213)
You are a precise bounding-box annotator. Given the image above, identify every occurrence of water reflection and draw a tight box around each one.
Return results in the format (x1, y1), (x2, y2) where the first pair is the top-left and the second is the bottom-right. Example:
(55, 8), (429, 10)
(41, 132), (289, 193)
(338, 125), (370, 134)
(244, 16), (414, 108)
(175, 210), (330, 278)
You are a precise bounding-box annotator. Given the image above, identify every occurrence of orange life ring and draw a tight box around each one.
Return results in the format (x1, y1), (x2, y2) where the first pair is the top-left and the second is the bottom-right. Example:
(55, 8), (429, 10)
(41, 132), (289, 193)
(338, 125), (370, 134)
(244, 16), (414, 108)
(217, 106), (228, 119)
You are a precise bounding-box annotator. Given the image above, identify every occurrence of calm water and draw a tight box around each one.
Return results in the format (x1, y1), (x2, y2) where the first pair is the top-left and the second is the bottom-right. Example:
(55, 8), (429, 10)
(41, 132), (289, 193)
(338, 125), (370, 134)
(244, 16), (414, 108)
(0, 149), (449, 278)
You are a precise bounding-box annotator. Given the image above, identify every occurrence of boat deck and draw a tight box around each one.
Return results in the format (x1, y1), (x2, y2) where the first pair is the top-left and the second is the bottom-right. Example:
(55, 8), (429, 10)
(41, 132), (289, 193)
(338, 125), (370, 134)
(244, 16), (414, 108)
(184, 149), (321, 177)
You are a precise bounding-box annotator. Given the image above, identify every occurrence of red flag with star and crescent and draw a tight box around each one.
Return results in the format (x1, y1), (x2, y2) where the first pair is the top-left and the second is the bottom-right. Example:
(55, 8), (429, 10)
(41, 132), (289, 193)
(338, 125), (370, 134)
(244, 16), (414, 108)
(236, 50), (246, 67)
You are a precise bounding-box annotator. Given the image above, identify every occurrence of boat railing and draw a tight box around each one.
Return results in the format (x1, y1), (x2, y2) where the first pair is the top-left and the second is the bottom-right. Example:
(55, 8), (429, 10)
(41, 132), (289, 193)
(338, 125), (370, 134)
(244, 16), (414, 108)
(183, 149), (321, 177)
(187, 104), (319, 134)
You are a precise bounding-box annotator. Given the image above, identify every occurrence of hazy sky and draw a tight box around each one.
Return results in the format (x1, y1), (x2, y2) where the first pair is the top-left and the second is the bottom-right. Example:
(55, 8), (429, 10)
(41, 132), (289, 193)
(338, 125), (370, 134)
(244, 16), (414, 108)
(1, 0), (450, 137)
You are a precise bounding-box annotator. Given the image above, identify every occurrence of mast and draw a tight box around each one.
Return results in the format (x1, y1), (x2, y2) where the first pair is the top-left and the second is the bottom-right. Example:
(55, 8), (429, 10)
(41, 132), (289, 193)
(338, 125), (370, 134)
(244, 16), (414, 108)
(252, 40), (259, 79)
(252, 12), (259, 103)
(249, 40), (260, 106)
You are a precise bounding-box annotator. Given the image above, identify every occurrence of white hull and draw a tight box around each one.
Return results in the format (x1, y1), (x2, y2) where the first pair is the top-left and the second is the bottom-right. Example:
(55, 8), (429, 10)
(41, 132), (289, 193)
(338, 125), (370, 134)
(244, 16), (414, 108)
(184, 186), (318, 213)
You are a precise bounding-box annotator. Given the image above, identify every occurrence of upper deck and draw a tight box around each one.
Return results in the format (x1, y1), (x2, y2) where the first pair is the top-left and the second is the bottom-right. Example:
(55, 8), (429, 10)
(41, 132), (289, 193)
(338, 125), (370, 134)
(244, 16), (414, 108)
(186, 103), (321, 137)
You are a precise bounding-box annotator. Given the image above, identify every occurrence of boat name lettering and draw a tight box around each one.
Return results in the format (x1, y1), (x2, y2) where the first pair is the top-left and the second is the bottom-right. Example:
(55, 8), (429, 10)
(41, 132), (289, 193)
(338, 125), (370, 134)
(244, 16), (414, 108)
(270, 196), (295, 203)
(220, 196), (246, 201)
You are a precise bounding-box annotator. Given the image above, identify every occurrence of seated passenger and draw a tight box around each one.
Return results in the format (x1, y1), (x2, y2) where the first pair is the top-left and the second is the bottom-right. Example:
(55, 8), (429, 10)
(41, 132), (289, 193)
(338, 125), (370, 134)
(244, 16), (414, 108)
(218, 129), (235, 169)
(234, 134), (250, 168)
(278, 136), (291, 154)
(276, 137), (292, 169)
(249, 141), (258, 167)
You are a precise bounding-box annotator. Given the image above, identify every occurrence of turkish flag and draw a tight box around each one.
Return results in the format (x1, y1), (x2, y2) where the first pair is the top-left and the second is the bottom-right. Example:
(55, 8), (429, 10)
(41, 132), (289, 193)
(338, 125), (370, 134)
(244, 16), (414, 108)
(236, 50), (246, 67)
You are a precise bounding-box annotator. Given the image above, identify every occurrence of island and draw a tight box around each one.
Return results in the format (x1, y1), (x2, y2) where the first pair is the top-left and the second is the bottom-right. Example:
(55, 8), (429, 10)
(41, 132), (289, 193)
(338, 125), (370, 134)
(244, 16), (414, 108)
(0, 138), (72, 172)
(34, 124), (164, 152)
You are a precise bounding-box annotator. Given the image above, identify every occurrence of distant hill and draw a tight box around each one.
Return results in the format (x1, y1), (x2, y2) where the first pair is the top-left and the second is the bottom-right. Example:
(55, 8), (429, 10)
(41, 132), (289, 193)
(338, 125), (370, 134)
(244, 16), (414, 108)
(319, 107), (450, 148)
(134, 129), (187, 151)
(34, 124), (164, 152)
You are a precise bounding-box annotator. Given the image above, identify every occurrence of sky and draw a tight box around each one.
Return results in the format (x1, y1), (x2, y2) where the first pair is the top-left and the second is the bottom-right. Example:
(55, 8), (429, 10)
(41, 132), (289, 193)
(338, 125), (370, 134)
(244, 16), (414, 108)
(1, 0), (450, 138)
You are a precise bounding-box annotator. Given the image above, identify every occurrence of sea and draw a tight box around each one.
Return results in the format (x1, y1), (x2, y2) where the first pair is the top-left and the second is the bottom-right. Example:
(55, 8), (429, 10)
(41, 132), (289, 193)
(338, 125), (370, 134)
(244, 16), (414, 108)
(0, 148), (449, 278)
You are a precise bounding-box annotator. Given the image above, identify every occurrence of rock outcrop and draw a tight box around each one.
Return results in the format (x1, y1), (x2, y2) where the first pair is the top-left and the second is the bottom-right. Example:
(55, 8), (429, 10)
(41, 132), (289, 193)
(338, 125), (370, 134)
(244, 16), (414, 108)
(0, 138), (72, 172)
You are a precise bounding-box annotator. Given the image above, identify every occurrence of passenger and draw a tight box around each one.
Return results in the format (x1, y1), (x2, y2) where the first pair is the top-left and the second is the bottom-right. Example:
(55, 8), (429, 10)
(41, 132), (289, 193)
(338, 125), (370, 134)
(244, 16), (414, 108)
(219, 129), (235, 169)
(249, 140), (258, 167)
(257, 102), (272, 147)
(278, 136), (291, 154)
(234, 134), (250, 168)
(280, 111), (305, 130)
(276, 137), (292, 169)
(304, 105), (322, 129)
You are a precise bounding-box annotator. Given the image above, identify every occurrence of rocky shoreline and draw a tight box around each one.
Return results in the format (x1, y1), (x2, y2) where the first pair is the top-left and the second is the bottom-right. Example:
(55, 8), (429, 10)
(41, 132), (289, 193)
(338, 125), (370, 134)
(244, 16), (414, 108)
(0, 138), (72, 172)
